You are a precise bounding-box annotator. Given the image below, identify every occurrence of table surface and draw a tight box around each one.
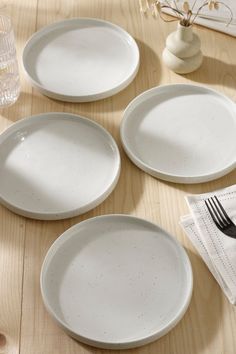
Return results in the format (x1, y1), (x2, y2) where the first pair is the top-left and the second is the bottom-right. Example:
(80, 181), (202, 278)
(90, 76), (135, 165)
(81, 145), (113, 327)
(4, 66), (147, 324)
(1, 1), (236, 354)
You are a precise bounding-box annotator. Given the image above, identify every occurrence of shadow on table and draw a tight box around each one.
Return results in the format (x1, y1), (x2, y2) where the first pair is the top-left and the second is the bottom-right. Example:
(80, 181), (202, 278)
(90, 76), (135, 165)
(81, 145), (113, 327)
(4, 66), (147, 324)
(184, 55), (236, 89)
(163, 168), (236, 197)
(0, 90), (66, 123)
(72, 154), (145, 225)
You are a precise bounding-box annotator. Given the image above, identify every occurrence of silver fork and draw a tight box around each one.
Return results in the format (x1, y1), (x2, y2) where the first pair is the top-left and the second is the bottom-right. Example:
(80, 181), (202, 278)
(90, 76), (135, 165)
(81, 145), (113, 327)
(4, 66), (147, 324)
(204, 196), (236, 238)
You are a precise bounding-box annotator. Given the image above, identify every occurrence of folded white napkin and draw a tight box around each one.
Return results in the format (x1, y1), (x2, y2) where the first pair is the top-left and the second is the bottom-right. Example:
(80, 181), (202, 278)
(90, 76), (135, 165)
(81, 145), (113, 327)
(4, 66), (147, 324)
(163, 0), (236, 37)
(180, 184), (236, 304)
(194, 15), (236, 37)
(193, 0), (236, 36)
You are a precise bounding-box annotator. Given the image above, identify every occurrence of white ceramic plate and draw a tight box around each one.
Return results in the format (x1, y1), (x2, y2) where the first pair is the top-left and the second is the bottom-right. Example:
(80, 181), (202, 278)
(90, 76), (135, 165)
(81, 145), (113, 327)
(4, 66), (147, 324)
(22, 18), (139, 102)
(120, 84), (236, 183)
(41, 214), (193, 349)
(0, 113), (120, 219)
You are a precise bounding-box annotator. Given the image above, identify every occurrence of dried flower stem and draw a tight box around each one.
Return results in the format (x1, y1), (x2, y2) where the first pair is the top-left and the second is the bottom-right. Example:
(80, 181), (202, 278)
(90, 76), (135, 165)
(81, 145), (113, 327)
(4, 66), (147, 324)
(191, 0), (200, 11)
(217, 2), (233, 26)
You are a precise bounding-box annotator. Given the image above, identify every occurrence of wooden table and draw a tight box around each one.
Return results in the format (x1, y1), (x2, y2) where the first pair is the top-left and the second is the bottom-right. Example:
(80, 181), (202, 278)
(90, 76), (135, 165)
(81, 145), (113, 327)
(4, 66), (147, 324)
(1, 1), (236, 353)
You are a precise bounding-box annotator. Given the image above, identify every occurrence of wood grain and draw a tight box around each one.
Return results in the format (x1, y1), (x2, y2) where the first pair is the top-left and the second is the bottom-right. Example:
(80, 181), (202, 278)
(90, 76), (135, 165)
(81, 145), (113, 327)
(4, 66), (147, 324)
(0, 1), (236, 353)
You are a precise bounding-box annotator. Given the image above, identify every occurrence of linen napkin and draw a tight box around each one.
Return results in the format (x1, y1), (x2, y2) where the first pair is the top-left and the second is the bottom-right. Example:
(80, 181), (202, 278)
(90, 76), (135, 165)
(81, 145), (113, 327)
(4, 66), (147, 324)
(194, 14), (236, 37)
(180, 184), (236, 304)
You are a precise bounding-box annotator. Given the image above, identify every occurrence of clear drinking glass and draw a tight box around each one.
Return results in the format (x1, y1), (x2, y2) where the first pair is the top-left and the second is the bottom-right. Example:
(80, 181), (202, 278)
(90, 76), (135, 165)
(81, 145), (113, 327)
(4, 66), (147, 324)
(0, 15), (20, 107)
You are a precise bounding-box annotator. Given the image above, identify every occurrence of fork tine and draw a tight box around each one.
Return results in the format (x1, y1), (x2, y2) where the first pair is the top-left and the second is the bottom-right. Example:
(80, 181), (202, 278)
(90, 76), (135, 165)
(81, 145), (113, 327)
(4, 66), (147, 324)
(211, 197), (228, 226)
(205, 196), (236, 238)
(214, 196), (233, 225)
(208, 198), (226, 227)
(205, 199), (223, 229)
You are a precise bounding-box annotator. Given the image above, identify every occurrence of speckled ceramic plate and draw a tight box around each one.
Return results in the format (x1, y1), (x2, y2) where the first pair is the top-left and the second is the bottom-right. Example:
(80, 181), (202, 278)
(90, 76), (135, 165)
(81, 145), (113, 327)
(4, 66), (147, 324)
(120, 84), (236, 183)
(0, 112), (120, 219)
(40, 215), (193, 349)
(22, 18), (139, 102)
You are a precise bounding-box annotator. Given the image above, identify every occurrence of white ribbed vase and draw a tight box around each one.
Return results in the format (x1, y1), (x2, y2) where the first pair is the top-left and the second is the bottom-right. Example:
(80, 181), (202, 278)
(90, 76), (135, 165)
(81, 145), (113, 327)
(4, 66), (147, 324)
(162, 23), (203, 74)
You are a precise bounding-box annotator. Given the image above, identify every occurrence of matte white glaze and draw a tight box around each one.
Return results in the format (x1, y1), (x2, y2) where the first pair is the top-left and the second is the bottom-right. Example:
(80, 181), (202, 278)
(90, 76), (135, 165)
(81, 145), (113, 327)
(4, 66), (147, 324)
(22, 18), (140, 102)
(0, 112), (120, 219)
(120, 84), (236, 183)
(41, 215), (193, 349)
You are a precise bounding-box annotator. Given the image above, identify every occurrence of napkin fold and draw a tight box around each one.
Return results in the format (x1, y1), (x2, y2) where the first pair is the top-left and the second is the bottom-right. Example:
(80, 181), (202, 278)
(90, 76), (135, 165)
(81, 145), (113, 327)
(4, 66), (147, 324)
(163, 0), (236, 37)
(194, 16), (236, 37)
(180, 184), (236, 304)
(193, 0), (236, 36)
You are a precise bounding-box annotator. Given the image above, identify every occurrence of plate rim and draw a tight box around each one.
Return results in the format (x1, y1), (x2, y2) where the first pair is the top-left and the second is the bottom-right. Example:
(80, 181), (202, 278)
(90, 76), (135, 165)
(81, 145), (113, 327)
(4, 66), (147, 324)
(120, 83), (236, 184)
(40, 214), (193, 349)
(0, 112), (121, 220)
(22, 17), (140, 102)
